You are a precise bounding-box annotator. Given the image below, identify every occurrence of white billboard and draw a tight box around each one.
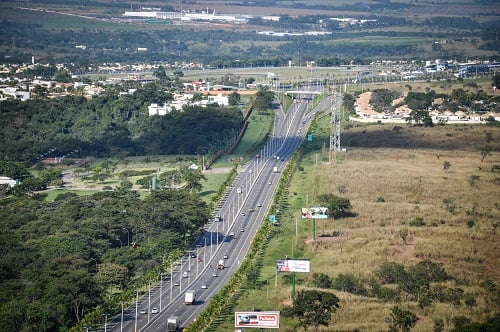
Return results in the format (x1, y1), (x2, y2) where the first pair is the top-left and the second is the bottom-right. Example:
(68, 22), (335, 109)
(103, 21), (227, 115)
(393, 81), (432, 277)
(301, 207), (328, 219)
(235, 311), (280, 329)
(276, 259), (311, 273)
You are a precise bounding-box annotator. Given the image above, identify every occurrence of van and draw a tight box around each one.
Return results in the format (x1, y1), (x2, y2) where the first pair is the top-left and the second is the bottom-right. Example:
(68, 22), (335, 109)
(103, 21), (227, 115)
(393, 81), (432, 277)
(183, 271), (188, 278)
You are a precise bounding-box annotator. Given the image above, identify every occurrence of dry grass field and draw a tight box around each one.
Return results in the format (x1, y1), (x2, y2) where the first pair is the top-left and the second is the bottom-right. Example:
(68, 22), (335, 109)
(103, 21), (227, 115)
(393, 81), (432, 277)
(227, 124), (499, 331)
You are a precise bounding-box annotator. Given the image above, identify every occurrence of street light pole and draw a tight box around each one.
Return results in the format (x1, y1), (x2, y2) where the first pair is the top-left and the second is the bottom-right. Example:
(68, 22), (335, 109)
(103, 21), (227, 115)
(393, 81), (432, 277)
(103, 313), (109, 332)
(120, 302), (124, 332)
(134, 291), (138, 332)
(160, 273), (163, 312)
(148, 282), (151, 322)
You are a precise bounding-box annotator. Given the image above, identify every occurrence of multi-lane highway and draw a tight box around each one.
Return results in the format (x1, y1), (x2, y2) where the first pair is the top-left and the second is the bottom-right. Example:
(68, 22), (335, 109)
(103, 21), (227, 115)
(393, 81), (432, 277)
(106, 92), (336, 332)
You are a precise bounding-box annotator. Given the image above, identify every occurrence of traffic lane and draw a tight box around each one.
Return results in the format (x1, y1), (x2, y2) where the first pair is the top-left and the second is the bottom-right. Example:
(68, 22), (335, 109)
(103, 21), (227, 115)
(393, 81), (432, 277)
(150, 97), (316, 328)
(116, 96), (322, 332)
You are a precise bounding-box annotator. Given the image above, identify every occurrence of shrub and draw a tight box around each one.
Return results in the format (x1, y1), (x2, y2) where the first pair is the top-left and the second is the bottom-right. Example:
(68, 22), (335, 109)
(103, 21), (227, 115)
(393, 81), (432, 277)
(409, 217), (426, 227)
(332, 273), (366, 295)
(311, 272), (333, 289)
(377, 262), (407, 284)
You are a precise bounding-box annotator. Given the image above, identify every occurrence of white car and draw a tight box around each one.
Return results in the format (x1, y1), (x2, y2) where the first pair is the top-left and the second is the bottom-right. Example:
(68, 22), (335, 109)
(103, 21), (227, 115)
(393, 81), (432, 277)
(229, 232), (235, 237)
(151, 308), (159, 314)
(201, 284), (208, 289)
(223, 254), (229, 259)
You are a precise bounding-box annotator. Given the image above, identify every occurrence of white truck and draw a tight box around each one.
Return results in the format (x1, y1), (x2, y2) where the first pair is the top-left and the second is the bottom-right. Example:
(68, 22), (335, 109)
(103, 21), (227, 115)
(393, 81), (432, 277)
(184, 290), (195, 305)
(167, 316), (179, 332)
(217, 259), (224, 269)
(273, 166), (279, 173)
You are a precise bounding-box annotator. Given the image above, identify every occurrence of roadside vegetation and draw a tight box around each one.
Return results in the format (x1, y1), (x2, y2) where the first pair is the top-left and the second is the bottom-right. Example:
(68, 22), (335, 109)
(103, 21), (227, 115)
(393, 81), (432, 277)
(209, 92), (499, 330)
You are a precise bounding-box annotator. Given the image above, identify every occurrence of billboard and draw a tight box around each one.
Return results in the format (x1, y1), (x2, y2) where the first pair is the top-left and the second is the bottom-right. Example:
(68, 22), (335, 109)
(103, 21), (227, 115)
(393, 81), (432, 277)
(301, 207), (328, 219)
(276, 259), (311, 273)
(235, 311), (280, 329)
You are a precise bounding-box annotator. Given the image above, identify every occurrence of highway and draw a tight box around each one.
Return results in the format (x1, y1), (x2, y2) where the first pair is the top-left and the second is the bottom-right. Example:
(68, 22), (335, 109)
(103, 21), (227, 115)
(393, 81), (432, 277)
(106, 92), (337, 332)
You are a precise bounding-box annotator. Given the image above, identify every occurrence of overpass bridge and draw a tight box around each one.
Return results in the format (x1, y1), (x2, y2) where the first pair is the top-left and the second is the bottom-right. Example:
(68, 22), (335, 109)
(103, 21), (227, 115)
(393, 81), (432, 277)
(284, 90), (322, 96)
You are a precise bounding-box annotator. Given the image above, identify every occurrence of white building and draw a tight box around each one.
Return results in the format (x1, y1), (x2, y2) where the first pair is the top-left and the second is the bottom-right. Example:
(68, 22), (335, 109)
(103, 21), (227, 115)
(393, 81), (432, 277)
(0, 87), (30, 101)
(0, 177), (17, 187)
(148, 103), (171, 116)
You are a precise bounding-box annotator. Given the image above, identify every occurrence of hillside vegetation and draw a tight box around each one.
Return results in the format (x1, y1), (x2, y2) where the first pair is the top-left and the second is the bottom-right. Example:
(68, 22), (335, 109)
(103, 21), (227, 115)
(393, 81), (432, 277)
(220, 121), (499, 331)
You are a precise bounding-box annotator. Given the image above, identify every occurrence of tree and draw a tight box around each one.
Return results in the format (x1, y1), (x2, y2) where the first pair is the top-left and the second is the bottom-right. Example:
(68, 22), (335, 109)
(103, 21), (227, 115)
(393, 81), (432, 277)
(95, 263), (129, 290)
(283, 290), (340, 331)
(312, 273), (333, 289)
(54, 70), (73, 83)
(376, 262), (407, 284)
(479, 145), (492, 162)
(228, 91), (241, 106)
(406, 109), (433, 127)
(386, 306), (418, 332)
(317, 193), (353, 219)
(181, 168), (207, 191)
(0, 161), (30, 179)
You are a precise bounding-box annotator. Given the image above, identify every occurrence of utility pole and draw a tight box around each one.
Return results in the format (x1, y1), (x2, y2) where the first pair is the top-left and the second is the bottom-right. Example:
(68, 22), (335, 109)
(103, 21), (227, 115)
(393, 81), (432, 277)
(329, 86), (341, 164)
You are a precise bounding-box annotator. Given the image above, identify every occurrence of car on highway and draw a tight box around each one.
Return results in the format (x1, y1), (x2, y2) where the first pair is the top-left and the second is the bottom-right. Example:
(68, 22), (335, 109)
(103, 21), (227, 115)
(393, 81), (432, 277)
(140, 309), (147, 314)
(151, 308), (159, 314)
(240, 212), (245, 216)
(268, 182), (272, 185)
(190, 253), (196, 258)
(240, 228), (245, 232)
(196, 257), (202, 262)
(229, 232), (235, 237)
(212, 272), (218, 277)
(223, 254), (229, 259)
(183, 271), (188, 278)
(174, 281), (180, 286)
(201, 284), (207, 289)
(257, 203), (262, 207)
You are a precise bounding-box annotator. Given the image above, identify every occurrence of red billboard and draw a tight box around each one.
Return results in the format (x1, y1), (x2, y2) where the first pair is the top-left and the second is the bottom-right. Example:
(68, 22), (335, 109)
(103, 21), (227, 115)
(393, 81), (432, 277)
(234, 311), (280, 329)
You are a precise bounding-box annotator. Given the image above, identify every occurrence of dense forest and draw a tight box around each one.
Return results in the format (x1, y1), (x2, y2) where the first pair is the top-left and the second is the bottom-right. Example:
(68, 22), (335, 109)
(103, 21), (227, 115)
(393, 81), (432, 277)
(0, 189), (208, 331)
(0, 83), (244, 162)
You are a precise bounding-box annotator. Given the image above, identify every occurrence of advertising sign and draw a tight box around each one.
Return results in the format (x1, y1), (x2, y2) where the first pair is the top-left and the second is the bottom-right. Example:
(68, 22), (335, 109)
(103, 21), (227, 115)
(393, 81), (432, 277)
(235, 311), (280, 329)
(276, 259), (311, 273)
(301, 207), (328, 219)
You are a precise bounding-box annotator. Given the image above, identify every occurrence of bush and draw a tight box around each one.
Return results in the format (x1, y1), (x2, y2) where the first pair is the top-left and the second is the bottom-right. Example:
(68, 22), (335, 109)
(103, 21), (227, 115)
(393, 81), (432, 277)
(409, 217), (426, 227)
(377, 262), (407, 284)
(332, 273), (366, 295)
(311, 272), (333, 289)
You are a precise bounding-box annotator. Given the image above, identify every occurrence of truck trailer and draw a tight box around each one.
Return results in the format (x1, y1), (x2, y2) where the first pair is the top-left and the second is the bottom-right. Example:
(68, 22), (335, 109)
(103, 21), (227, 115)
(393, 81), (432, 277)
(167, 316), (179, 332)
(184, 290), (195, 305)
(217, 259), (224, 269)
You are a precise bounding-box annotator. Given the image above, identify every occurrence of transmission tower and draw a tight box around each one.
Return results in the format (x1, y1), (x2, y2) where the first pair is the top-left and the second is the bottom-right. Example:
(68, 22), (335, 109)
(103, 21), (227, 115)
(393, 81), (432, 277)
(329, 92), (342, 164)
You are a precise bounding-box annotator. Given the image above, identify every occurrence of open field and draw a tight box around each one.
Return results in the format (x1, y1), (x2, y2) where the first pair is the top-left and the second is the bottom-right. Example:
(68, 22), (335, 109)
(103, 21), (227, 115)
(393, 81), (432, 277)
(221, 123), (500, 331)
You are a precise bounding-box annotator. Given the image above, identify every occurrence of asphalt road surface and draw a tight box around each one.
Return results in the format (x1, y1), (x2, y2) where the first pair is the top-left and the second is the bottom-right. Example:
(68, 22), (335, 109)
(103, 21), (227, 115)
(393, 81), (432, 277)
(105, 92), (339, 332)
